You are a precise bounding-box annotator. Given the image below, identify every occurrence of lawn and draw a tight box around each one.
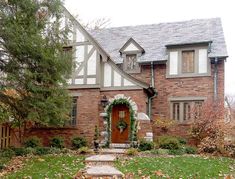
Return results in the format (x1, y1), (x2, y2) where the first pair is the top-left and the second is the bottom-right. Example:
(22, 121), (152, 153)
(116, 156), (235, 178)
(5, 154), (85, 179)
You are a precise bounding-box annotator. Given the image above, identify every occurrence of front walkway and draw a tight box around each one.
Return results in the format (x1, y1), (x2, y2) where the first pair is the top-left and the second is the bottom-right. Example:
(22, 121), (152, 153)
(75, 149), (126, 178)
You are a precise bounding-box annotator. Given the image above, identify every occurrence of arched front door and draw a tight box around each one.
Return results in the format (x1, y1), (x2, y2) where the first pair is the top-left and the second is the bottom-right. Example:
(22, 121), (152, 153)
(111, 105), (130, 143)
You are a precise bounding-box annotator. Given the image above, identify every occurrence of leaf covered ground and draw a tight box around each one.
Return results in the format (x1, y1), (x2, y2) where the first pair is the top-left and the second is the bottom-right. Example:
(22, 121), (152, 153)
(4, 154), (85, 179)
(116, 155), (235, 178)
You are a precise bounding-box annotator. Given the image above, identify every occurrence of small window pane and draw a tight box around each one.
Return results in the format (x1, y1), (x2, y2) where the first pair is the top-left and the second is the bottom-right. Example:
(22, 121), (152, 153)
(169, 51), (178, 75)
(173, 103), (180, 121)
(183, 102), (191, 121)
(198, 49), (208, 74)
(70, 97), (77, 126)
(182, 50), (194, 73)
(194, 101), (203, 120)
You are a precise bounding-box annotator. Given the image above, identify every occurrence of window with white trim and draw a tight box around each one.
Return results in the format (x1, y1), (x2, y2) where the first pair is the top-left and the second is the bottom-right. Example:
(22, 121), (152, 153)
(168, 47), (209, 77)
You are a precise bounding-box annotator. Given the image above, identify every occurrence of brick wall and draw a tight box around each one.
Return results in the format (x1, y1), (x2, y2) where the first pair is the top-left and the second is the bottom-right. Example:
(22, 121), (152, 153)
(24, 88), (100, 147)
(135, 61), (225, 138)
(153, 61), (224, 116)
(18, 60), (225, 147)
(101, 90), (148, 113)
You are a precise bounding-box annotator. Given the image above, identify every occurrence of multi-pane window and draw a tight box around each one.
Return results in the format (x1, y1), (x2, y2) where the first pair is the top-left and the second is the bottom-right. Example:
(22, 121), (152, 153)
(171, 100), (203, 122)
(124, 54), (140, 73)
(182, 50), (195, 73)
(69, 97), (77, 126)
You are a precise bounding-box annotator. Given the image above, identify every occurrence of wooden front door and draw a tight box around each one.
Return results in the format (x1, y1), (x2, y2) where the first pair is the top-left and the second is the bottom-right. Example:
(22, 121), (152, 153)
(111, 105), (130, 143)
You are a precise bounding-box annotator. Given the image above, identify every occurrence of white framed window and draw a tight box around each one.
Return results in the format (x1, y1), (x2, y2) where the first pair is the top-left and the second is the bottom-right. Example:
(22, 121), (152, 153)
(167, 47), (209, 77)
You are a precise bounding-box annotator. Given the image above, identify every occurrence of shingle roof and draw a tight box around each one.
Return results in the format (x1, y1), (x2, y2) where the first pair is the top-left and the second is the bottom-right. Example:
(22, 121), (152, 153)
(89, 18), (228, 63)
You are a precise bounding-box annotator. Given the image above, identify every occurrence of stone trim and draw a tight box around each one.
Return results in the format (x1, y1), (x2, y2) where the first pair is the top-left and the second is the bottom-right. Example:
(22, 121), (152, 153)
(168, 96), (207, 101)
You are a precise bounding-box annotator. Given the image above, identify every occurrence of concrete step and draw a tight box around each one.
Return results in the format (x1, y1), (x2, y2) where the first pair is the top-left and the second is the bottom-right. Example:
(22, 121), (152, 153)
(110, 143), (130, 149)
(86, 165), (123, 178)
(100, 148), (126, 155)
(85, 154), (116, 166)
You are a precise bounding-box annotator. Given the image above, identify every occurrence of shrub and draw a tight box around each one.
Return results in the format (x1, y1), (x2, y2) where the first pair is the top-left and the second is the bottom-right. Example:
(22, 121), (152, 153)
(190, 101), (230, 154)
(24, 137), (41, 148)
(12, 148), (30, 156)
(48, 147), (62, 154)
(198, 137), (222, 154)
(78, 147), (90, 154)
(158, 136), (180, 150)
(149, 150), (159, 155)
(225, 144), (235, 158)
(138, 140), (154, 151)
(178, 137), (187, 145)
(184, 146), (197, 154)
(0, 148), (15, 158)
(155, 117), (176, 132)
(60, 148), (70, 154)
(126, 148), (138, 156)
(168, 149), (184, 155)
(35, 147), (51, 155)
(0, 163), (5, 171)
(50, 137), (64, 148)
(72, 137), (87, 149)
(25, 147), (36, 155)
(157, 149), (169, 155)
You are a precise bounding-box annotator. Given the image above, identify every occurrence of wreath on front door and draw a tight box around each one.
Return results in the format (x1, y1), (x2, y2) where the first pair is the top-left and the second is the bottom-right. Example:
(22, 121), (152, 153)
(116, 120), (128, 133)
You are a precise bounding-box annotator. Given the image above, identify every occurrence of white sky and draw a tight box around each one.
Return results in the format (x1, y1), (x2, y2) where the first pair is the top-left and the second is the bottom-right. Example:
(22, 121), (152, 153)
(65, 0), (235, 96)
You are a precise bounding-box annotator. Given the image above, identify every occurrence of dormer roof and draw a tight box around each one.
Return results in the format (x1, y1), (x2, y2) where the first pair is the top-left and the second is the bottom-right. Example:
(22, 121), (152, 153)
(119, 38), (145, 54)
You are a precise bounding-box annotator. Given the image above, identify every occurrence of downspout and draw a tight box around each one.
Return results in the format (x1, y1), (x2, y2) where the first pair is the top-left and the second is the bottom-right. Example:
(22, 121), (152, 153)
(148, 61), (157, 117)
(214, 57), (218, 101)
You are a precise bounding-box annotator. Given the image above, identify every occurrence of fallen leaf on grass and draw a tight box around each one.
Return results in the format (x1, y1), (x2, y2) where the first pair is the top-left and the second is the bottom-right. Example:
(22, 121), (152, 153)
(155, 170), (164, 177)
(38, 158), (45, 162)
(224, 175), (234, 179)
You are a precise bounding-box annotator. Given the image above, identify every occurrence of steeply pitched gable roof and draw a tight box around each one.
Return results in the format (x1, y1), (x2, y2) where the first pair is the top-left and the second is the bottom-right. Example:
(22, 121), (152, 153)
(89, 18), (228, 64)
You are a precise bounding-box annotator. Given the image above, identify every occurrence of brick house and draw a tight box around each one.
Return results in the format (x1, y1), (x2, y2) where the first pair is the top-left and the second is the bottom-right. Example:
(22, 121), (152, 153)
(4, 7), (228, 148)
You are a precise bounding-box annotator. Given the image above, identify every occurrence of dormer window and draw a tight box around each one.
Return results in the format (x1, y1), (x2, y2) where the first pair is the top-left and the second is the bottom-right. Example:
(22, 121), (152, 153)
(119, 38), (144, 74)
(166, 43), (211, 78)
(124, 54), (140, 73)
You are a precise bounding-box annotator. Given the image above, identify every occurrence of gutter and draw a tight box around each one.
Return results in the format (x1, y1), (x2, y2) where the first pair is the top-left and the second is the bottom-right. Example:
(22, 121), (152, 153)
(213, 57), (218, 101)
(148, 61), (158, 117)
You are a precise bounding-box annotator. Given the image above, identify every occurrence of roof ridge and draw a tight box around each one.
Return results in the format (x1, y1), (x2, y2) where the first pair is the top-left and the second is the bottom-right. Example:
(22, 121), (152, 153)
(93, 17), (221, 31)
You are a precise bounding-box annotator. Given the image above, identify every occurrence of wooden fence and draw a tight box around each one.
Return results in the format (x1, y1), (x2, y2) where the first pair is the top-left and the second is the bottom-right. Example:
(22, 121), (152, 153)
(0, 124), (11, 149)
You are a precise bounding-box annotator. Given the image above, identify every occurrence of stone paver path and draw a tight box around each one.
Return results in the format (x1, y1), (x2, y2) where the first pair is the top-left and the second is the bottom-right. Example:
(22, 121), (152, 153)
(81, 153), (124, 178)
(86, 165), (123, 178)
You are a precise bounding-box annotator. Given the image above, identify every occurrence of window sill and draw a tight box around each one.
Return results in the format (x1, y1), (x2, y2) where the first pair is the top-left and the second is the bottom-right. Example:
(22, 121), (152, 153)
(166, 73), (211, 79)
(175, 121), (192, 125)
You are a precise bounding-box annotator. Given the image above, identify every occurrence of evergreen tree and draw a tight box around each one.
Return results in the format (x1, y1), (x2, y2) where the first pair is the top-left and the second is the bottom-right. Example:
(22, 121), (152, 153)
(0, 0), (72, 143)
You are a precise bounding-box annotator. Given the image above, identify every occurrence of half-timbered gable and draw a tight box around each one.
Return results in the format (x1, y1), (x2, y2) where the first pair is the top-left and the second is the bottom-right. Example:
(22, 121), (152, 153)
(62, 7), (149, 91)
